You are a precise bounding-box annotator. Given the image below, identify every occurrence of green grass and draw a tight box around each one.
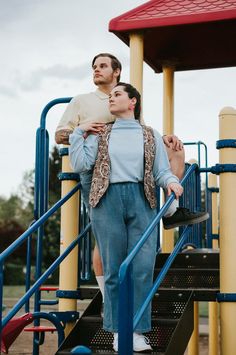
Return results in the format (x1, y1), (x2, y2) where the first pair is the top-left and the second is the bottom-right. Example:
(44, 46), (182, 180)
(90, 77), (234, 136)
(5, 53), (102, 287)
(3, 285), (57, 299)
(199, 302), (208, 317)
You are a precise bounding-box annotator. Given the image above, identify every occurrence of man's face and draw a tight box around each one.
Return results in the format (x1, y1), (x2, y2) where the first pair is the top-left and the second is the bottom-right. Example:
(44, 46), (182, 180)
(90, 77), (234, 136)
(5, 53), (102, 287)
(92, 56), (118, 86)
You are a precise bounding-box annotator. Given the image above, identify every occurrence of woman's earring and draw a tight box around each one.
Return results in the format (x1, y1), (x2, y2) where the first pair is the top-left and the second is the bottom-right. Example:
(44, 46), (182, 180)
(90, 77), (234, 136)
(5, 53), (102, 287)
(129, 103), (135, 111)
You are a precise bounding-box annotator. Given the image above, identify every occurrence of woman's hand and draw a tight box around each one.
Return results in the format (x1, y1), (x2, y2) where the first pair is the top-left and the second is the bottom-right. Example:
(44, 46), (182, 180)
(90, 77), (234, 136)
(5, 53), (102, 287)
(79, 122), (106, 134)
(167, 182), (183, 199)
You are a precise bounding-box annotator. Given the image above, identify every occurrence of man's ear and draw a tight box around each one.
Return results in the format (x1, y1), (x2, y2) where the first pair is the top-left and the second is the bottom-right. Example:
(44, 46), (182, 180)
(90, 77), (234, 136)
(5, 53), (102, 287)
(114, 68), (120, 79)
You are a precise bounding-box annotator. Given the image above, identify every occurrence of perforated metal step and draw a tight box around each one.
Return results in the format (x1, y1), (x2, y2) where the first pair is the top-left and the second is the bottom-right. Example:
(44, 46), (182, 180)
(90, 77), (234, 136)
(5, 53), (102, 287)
(56, 290), (193, 355)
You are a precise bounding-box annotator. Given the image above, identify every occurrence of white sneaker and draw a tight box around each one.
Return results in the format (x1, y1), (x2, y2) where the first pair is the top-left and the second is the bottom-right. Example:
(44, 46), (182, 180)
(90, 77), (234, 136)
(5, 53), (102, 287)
(133, 332), (152, 352)
(113, 332), (118, 352)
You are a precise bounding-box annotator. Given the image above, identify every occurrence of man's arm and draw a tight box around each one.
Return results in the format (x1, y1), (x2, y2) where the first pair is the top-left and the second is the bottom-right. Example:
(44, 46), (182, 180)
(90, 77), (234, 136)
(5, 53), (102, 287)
(55, 129), (73, 145)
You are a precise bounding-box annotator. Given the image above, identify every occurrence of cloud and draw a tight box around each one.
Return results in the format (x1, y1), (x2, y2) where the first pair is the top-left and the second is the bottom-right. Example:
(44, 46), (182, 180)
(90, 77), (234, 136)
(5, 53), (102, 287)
(0, 85), (18, 98)
(11, 63), (90, 92)
(13, 57), (131, 92)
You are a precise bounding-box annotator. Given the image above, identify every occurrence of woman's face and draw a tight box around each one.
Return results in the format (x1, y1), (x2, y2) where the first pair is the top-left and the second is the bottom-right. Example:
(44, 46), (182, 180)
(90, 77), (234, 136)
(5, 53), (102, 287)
(109, 85), (135, 117)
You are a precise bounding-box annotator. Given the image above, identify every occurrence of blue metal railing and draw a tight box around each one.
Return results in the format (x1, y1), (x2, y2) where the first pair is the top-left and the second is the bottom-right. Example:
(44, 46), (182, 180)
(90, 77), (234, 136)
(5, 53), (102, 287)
(183, 141), (208, 170)
(2, 223), (91, 328)
(183, 141), (209, 246)
(31, 98), (72, 353)
(0, 182), (83, 331)
(118, 163), (198, 355)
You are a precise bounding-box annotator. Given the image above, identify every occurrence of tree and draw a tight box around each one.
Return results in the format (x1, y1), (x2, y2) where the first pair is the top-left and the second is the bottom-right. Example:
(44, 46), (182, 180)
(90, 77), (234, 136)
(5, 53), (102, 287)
(0, 146), (62, 284)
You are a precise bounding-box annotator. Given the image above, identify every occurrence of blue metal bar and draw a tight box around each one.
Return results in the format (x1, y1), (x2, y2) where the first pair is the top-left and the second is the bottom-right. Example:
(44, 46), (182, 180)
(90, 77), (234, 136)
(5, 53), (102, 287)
(0, 262), (3, 347)
(197, 142), (201, 167)
(206, 188), (213, 248)
(32, 312), (65, 346)
(44, 130), (49, 212)
(118, 264), (133, 355)
(25, 227), (34, 313)
(34, 128), (41, 220)
(183, 141), (208, 169)
(40, 97), (72, 129)
(33, 128), (48, 337)
(0, 183), (81, 263)
(133, 226), (192, 329)
(156, 187), (161, 250)
(2, 223), (91, 328)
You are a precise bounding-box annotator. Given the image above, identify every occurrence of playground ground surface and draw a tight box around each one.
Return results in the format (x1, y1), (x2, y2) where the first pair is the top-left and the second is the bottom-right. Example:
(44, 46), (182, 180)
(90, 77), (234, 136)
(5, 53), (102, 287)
(7, 329), (210, 355)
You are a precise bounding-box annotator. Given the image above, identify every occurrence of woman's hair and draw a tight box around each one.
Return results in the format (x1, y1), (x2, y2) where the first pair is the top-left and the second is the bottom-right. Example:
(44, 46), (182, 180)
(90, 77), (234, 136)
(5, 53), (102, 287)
(92, 53), (122, 82)
(115, 82), (141, 121)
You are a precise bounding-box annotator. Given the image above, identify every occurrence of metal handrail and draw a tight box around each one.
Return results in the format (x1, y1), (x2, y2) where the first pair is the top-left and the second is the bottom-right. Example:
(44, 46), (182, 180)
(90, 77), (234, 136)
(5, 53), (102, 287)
(118, 163), (198, 354)
(40, 97), (72, 129)
(183, 141), (208, 169)
(2, 223), (91, 328)
(0, 183), (81, 263)
(0, 182), (83, 333)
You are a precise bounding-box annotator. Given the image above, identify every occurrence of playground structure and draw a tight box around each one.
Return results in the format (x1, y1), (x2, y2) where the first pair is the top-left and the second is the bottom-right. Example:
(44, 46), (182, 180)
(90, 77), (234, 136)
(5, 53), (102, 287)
(1, 1), (236, 354)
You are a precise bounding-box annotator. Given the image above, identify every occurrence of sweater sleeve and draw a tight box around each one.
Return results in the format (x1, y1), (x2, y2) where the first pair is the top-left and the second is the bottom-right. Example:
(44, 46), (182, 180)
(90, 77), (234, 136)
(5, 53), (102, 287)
(69, 127), (98, 173)
(153, 129), (179, 189)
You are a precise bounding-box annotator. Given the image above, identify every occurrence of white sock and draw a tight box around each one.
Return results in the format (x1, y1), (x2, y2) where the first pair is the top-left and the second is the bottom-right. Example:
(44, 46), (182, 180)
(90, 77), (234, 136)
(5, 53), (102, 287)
(96, 275), (105, 302)
(164, 199), (179, 217)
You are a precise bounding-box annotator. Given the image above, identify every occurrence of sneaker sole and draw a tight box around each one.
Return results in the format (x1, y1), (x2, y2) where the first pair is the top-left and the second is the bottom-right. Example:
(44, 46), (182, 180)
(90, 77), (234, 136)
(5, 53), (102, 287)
(163, 212), (209, 230)
(133, 349), (152, 353)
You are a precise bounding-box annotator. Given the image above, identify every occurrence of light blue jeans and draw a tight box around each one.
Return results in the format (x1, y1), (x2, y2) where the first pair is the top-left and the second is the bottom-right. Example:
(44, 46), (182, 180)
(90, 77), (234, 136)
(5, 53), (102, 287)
(91, 182), (157, 333)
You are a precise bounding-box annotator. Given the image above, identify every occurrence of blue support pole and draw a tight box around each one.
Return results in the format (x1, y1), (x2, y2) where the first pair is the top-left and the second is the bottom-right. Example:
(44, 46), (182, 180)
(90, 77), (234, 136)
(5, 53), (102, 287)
(118, 264), (133, 355)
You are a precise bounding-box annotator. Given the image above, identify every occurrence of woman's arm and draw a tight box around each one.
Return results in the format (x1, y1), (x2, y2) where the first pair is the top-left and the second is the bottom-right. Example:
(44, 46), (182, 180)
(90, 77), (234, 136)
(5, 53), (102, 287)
(69, 127), (99, 173)
(153, 130), (180, 189)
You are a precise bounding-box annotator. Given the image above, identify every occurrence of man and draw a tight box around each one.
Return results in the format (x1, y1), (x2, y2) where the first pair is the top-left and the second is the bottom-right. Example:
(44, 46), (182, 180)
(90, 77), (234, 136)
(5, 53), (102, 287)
(55, 53), (205, 308)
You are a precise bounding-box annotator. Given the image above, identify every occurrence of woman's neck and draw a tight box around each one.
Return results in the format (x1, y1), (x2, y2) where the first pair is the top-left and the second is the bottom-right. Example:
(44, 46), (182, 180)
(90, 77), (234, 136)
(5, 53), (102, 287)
(115, 111), (135, 120)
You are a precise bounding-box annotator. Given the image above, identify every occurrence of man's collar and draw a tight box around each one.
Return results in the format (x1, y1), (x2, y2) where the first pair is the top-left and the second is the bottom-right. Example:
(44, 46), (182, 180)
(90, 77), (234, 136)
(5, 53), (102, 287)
(95, 89), (109, 99)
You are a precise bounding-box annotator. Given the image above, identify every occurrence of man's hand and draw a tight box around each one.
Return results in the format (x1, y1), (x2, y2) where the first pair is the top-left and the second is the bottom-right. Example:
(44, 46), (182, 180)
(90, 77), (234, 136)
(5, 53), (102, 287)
(163, 134), (183, 151)
(167, 182), (183, 199)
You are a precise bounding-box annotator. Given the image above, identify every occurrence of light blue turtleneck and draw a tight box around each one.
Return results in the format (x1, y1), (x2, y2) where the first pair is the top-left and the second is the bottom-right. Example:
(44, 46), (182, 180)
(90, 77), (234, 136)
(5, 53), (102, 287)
(69, 118), (178, 190)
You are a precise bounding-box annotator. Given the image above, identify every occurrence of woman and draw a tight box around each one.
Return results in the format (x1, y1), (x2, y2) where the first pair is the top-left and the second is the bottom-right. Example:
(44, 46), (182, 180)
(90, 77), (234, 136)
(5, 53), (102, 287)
(69, 82), (183, 352)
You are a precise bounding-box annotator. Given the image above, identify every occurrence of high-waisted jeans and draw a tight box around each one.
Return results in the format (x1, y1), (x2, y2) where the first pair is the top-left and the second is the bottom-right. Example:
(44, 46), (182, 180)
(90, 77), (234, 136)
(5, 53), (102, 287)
(91, 182), (157, 333)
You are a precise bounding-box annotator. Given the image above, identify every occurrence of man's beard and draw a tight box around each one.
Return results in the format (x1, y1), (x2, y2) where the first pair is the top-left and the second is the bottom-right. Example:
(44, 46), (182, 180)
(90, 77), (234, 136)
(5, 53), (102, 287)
(94, 74), (113, 86)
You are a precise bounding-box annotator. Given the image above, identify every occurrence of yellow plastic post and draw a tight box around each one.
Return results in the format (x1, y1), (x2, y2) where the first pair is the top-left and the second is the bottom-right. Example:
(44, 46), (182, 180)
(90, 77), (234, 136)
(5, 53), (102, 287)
(162, 65), (175, 252)
(163, 65), (174, 134)
(208, 174), (219, 355)
(129, 32), (144, 123)
(219, 107), (236, 355)
(129, 32), (143, 94)
(188, 302), (199, 355)
(58, 153), (79, 335)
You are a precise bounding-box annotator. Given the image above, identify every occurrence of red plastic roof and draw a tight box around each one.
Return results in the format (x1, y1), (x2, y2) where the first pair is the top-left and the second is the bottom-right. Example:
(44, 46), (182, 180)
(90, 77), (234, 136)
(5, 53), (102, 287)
(109, 0), (236, 72)
(110, 0), (236, 30)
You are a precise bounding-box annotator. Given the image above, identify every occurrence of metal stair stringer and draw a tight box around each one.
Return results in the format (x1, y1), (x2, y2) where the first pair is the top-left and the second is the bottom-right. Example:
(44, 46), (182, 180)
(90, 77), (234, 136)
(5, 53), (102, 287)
(150, 290), (194, 355)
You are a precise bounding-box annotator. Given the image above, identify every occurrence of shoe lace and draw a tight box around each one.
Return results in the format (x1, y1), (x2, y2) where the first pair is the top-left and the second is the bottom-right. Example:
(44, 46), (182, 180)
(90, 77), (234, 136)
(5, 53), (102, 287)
(143, 336), (150, 345)
(177, 207), (192, 215)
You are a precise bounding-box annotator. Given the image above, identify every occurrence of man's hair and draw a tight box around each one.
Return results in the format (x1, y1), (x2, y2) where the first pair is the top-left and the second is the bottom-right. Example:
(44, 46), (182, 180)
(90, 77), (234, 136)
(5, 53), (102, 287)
(92, 53), (122, 82)
(115, 82), (141, 121)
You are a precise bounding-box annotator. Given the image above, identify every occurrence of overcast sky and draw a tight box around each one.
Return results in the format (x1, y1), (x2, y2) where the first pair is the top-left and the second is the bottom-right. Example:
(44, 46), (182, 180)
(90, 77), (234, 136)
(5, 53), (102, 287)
(1, 0), (236, 198)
